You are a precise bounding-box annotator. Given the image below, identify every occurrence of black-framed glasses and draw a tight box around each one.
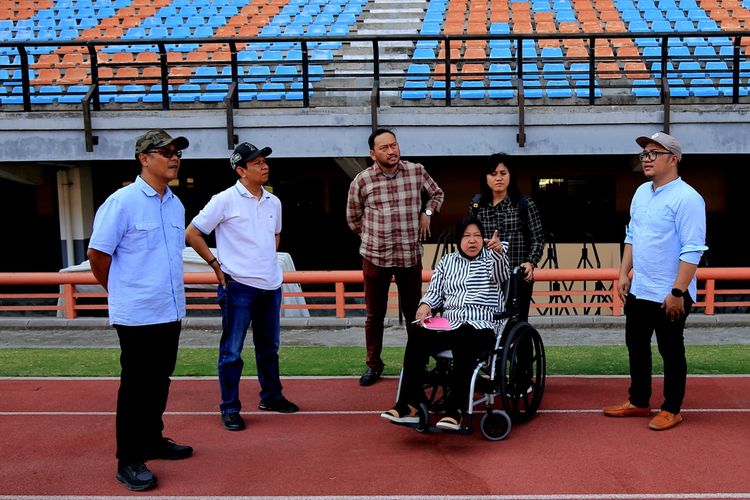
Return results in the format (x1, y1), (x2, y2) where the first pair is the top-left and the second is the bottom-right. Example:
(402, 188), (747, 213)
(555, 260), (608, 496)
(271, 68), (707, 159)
(146, 148), (182, 159)
(639, 150), (672, 161)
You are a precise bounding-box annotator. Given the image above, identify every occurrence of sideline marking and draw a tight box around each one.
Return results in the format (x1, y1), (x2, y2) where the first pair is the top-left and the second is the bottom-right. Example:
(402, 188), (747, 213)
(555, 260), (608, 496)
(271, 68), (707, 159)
(1, 408), (749, 416)
(2, 494), (750, 499)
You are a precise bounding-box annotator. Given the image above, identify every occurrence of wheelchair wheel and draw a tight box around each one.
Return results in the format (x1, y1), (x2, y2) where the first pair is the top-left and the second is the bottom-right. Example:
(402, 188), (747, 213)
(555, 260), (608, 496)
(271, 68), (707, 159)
(498, 321), (546, 423)
(480, 409), (512, 441)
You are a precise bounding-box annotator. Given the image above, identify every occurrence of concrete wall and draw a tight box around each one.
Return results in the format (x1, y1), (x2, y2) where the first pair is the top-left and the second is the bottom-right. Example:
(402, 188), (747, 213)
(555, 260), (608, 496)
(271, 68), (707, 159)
(1, 104), (749, 163)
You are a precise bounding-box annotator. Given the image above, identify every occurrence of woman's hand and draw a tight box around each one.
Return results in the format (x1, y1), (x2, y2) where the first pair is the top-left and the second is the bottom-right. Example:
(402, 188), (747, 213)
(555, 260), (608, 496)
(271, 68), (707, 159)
(484, 230), (503, 253)
(520, 261), (534, 282)
(414, 303), (432, 325)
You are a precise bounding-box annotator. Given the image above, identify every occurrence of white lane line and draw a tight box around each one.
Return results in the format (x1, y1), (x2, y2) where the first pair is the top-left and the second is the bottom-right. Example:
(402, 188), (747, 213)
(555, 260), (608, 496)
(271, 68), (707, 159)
(2, 493), (750, 499)
(1, 408), (749, 416)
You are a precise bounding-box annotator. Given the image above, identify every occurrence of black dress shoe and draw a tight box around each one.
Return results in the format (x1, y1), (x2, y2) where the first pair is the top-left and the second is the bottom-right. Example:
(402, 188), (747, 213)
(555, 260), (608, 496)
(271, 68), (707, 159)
(221, 412), (245, 431)
(259, 396), (299, 413)
(359, 367), (381, 386)
(116, 462), (157, 491)
(147, 437), (193, 460)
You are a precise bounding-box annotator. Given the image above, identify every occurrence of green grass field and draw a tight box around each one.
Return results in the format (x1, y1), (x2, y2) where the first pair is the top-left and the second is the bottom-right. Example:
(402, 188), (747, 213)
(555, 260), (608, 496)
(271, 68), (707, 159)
(0, 345), (748, 377)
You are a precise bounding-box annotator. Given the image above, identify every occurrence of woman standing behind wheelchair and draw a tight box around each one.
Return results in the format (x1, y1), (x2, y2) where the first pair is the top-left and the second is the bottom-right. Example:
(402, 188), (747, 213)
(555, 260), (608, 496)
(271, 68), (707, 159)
(381, 216), (509, 430)
(473, 153), (545, 322)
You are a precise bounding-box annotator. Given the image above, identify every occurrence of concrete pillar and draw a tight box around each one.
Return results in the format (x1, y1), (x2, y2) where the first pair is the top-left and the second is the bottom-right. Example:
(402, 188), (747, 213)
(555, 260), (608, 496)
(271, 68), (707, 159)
(57, 166), (93, 268)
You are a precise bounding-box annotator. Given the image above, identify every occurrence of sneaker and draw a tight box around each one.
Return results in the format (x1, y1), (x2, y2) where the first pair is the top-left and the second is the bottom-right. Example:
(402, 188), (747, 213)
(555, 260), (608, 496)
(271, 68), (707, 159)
(359, 367), (381, 387)
(436, 410), (462, 431)
(259, 397), (299, 413)
(221, 412), (246, 431)
(380, 404), (419, 424)
(116, 462), (157, 491)
(146, 437), (193, 460)
(603, 400), (651, 417)
(649, 410), (683, 431)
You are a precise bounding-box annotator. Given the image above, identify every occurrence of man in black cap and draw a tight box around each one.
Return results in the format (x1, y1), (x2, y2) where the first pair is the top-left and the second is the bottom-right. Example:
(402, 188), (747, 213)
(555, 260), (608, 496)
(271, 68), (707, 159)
(88, 129), (192, 491)
(186, 142), (298, 432)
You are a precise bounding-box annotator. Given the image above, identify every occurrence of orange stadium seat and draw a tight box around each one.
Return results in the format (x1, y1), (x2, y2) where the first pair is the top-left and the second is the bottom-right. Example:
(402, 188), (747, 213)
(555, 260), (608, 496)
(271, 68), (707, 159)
(597, 62), (621, 78)
(466, 39), (488, 50)
(111, 52), (135, 65)
(566, 46), (590, 58)
(238, 25), (259, 37)
(490, 11), (510, 22)
(624, 62), (650, 79)
(467, 21), (486, 34)
(60, 53), (84, 68)
(434, 63), (459, 80)
(538, 39), (562, 49)
(136, 52), (159, 64)
(535, 12), (555, 22)
(187, 52), (209, 63)
(36, 54), (60, 68)
(461, 63), (486, 80)
(616, 46), (640, 59)
(560, 22), (580, 33)
(138, 67), (162, 85)
(60, 68), (90, 85)
(34, 69), (61, 85)
(583, 21), (604, 32)
(169, 67), (193, 83)
(536, 21), (557, 33)
(464, 47), (487, 60)
(513, 22), (534, 33)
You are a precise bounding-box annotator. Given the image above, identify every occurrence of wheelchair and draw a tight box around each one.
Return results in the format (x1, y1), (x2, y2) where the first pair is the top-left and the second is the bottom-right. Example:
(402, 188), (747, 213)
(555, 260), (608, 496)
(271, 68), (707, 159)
(393, 266), (546, 441)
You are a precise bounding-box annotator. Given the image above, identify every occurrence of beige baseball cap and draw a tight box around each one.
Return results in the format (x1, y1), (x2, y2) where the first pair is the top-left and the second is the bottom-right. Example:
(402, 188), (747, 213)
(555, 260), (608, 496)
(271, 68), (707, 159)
(636, 132), (682, 161)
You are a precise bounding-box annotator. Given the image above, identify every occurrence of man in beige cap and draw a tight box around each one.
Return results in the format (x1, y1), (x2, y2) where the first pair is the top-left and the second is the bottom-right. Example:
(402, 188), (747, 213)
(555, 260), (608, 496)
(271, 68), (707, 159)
(88, 129), (192, 491)
(603, 131), (707, 431)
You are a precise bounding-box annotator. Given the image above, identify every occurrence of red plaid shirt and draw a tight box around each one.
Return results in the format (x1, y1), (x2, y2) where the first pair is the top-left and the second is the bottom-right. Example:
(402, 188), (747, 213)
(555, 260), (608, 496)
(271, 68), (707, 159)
(346, 161), (444, 267)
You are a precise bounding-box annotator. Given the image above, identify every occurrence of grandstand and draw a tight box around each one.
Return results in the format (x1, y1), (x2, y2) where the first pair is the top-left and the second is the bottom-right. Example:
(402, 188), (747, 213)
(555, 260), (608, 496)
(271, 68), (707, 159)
(0, 0), (749, 275)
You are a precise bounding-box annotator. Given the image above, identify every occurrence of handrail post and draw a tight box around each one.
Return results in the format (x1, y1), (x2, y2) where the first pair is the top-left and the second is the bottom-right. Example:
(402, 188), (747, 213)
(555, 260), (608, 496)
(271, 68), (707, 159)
(17, 45), (31, 111)
(158, 43), (169, 110)
(224, 81), (239, 148)
(301, 40), (310, 108)
(517, 37), (525, 146)
(63, 283), (77, 319)
(335, 282), (345, 318)
(588, 36), (595, 105)
(82, 84), (99, 152)
(732, 36), (741, 105)
(445, 37), (452, 106)
(371, 39), (380, 132)
(704, 279), (715, 315)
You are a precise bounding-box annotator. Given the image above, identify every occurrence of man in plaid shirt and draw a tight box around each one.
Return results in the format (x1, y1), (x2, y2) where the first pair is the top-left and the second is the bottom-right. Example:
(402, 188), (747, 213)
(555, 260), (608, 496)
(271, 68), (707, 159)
(346, 128), (444, 386)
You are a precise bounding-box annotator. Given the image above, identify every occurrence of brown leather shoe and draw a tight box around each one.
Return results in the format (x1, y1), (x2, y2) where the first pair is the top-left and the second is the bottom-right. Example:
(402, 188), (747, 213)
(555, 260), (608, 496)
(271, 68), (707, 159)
(649, 410), (683, 430)
(603, 400), (651, 417)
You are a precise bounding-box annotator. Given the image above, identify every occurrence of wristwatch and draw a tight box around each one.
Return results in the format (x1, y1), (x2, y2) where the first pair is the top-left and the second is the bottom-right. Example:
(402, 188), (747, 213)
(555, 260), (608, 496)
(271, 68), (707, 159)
(670, 288), (685, 298)
(424, 208), (433, 216)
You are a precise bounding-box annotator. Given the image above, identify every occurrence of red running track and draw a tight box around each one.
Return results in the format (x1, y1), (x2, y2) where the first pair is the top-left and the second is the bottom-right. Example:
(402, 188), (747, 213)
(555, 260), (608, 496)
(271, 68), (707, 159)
(0, 376), (749, 498)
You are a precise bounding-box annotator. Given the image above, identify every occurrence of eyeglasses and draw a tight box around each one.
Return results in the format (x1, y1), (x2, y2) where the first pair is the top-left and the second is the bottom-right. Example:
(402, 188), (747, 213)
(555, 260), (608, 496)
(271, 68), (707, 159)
(638, 150), (672, 161)
(376, 142), (399, 153)
(146, 148), (182, 159)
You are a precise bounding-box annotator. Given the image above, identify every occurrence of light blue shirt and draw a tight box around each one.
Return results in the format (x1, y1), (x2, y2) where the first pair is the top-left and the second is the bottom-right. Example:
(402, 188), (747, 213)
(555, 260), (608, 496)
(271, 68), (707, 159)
(625, 177), (708, 303)
(89, 176), (186, 326)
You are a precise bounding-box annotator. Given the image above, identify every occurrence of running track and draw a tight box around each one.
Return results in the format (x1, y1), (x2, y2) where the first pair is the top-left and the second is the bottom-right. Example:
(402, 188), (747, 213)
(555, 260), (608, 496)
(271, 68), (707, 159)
(1, 376), (749, 499)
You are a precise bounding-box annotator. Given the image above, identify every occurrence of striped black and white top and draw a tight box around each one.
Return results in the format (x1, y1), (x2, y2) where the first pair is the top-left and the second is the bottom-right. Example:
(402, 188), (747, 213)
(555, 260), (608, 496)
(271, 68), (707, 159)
(420, 244), (510, 335)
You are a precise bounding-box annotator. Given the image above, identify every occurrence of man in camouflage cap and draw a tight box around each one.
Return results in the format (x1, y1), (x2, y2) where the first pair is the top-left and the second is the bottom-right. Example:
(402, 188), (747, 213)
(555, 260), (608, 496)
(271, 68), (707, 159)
(88, 129), (192, 491)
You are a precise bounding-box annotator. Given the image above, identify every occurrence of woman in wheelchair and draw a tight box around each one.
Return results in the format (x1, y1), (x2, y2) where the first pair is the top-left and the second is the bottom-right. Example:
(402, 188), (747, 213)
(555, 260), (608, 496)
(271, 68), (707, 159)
(381, 216), (509, 431)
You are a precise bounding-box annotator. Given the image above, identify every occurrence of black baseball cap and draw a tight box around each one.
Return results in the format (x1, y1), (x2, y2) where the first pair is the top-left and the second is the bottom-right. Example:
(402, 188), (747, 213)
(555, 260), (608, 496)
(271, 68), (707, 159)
(230, 142), (272, 169)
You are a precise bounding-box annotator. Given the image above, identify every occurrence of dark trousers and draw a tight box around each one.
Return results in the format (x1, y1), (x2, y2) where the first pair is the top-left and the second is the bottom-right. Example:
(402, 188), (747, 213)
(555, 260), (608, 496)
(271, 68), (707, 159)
(362, 258), (423, 372)
(398, 325), (496, 412)
(115, 321), (181, 466)
(625, 293), (693, 414)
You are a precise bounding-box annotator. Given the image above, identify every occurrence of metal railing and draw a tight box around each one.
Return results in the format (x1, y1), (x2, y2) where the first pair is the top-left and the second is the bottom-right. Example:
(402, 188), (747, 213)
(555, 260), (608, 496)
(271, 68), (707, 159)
(1, 31), (749, 145)
(0, 267), (748, 319)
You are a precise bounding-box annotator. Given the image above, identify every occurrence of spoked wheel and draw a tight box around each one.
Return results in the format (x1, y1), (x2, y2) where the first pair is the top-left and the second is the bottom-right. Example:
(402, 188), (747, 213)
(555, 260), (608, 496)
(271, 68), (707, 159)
(499, 321), (546, 423)
(480, 409), (512, 441)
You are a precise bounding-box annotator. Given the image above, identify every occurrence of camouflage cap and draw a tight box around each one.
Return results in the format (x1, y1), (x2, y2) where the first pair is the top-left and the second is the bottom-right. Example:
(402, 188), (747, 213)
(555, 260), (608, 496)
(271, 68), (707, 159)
(135, 129), (189, 157)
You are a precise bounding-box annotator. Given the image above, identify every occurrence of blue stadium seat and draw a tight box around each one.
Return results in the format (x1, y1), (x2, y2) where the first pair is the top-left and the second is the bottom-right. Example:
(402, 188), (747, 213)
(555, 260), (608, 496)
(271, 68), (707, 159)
(421, 23), (442, 35)
(546, 80), (572, 98)
(192, 67), (218, 84)
(172, 84), (201, 103)
(668, 46), (691, 58)
(430, 80), (456, 99)
(622, 9), (643, 21)
(684, 36), (708, 47)
(693, 46), (717, 58)
(245, 66), (271, 82)
(306, 24), (327, 36)
(706, 61), (731, 78)
(32, 85), (62, 104)
(677, 61), (703, 78)
(570, 62), (590, 79)
(311, 50), (333, 61)
(272, 65), (298, 82)
(98, 84), (118, 104)
(459, 81), (485, 99)
(115, 85), (146, 103)
(488, 80), (514, 98)
(490, 47), (512, 59)
(489, 63), (512, 80)
(522, 80), (543, 99)
(490, 22), (511, 34)
(651, 20), (673, 31)
(413, 48), (435, 60)
(709, 37), (732, 47)
(687, 8), (708, 19)
(643, 8), (663, 21)
(628, 20), (650, 32)
(407, 64), (431, 81)
(666, 9), (686, 21)
(632, 79), (660, 97)
(689, 78), (718, 96)
(541, 47), (564, 60)
(330, 24), (350, 36)
(543, 63), (567, 79)
(635, 37), (659, 47)
(308, 65), (324, 81)
(642, 46), (661, 59)
(667, 78), (689, 96)
(697, 20), (719, 31)
(651, 61), (676, 78)
(59, 85), (90, 104)
(673, 20), (695, 31)
(286, 81), (314, 100)
(200, 83), (228, 103)
(574, 80), (602, 98)
(238, 83), (257, 102)
(262, 51), (285, 62)
(401, 80), (428, 99)
(258, 82), (286, 101)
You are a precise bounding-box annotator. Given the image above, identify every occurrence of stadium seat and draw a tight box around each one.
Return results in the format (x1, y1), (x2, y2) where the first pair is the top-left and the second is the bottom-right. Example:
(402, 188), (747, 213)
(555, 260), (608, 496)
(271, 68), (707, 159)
(632, 79), (660, 96)
(115, 84), (146, 103)
(667, 78), (689, 97)
(59, 85), (90, 104)
(522, 80), (544, 98)
(172, 83), (201, 103)
(413, 48), (435, 60)
(569, 62), (590, 79)
(192, 67), (218, 84)
(488, 80), (514, 99)
(430, 80), (457, 99)
(238, 83), (257, 102)
(401, 80), (428, 99)
(200, 83), (228, 103)
(286, 81), (314, 100)
(543, 63), (567, 79)
(245, 66), (272, 82)
(651, 61), (676, 78)
(677, 61), (703, 78)
(257, 82), (286, 101)
(407, 64), (431, 81)
(574, 80), (602, 98)
(689, 78), (718, 96)
(459, 81), (485, 99)
(272, 65), (298, 82)
(488, 63), (512, 80)
(693, 46), (718, 58)
(706, 61), (731, 78)
(546, 80), (573, 98)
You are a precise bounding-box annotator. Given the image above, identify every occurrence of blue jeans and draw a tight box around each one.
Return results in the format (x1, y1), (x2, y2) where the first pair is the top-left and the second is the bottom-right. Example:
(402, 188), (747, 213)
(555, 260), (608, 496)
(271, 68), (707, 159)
(217, 277), (283, 414)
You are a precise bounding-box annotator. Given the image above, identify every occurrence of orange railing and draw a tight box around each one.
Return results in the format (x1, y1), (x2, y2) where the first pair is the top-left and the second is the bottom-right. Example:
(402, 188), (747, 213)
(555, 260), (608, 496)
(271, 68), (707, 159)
(0, 268), (749, 319)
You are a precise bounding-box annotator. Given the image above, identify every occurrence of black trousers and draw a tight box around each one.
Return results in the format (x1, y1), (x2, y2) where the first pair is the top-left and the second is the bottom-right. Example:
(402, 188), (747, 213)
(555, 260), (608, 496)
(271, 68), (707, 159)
(517, 278), (534, 323)
(625, 293), (693, 414)
(397, 324), (496, 413)
(114, 321), (181, 466)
